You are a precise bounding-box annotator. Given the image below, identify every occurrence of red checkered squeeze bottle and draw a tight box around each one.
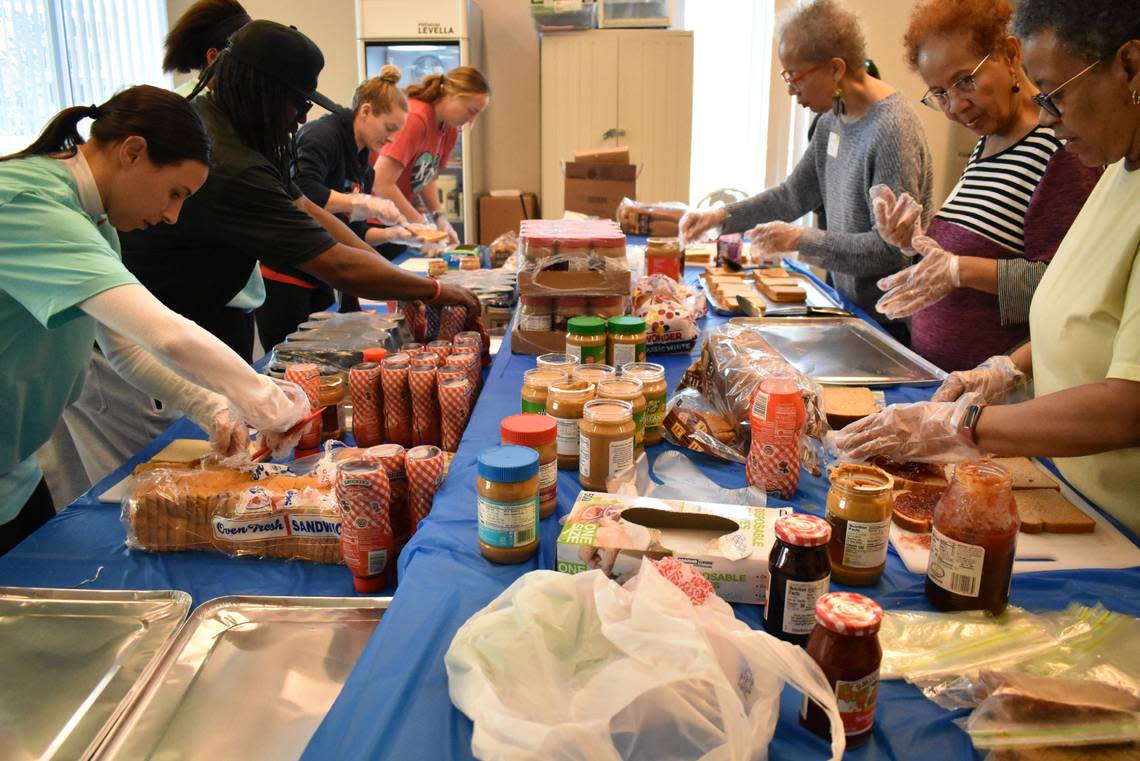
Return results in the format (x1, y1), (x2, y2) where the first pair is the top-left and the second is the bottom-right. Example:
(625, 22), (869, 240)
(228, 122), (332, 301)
(746, 376), (806, 499)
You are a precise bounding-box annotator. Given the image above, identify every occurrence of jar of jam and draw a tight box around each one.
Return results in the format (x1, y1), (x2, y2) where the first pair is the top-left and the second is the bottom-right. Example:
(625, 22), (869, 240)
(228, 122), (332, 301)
(578, 399), (635, 491)
(477, 445), (540, 564)
(566, 316), (607, 364)
(521, 367), (567, 414)
(596, 377), (646, 456)
(926, 460), (1019, 615)
(606, 315), (647, 366)
(571, 363), (616, 388)
(560, 236), (592, 272)
(553, 296), (588, 332)
(536, 352), (579, 375)
(645, 237), (684, 281)
(764, 514), (831, 646)
(589, 295), (625, 319)
(318, 372), (346, 441)
(621, 362), (667, 446)
(547, 380), (596, 470)
(801, 592), (884, 749)
(523, 235), (555, 271)
(593, 234), (628, 271)
(518, 296), (553, 332)
(501, 414), (558, 519)
(826, 464), (894, 586)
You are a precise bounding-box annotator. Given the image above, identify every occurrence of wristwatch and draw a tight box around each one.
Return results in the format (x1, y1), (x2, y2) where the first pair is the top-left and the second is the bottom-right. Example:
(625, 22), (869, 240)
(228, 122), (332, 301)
(958, 403), (987, 445)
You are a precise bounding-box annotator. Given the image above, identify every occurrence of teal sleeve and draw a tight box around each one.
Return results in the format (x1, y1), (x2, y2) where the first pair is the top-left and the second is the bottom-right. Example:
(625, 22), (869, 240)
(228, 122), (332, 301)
(0, 192), (138, 329)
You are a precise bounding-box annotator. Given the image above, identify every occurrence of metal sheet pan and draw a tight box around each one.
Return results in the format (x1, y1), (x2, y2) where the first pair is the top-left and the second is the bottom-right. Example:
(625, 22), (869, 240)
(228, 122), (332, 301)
(93, 595), (390, 761)
(729, 316), (948, 386)
(700, 272), (839, 316)
(0, 586), (191, 761)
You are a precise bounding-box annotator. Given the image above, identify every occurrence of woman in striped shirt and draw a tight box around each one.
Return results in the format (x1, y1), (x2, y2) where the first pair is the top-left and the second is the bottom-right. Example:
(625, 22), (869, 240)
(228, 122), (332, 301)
(872, 0), (1101, 371)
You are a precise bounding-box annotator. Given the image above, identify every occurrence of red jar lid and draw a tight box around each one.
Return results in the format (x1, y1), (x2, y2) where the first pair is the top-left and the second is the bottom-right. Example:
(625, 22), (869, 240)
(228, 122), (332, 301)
(814, 592), (883, 637)
(524, 235), (556, 247)
(362, 347), (388, 363)
(774, 514), (831, 547)
(501, 414), (557, 446)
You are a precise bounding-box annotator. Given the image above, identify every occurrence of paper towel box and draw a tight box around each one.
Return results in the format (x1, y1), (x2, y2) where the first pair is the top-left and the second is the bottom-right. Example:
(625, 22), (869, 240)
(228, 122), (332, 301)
(555, 491), (792, 604)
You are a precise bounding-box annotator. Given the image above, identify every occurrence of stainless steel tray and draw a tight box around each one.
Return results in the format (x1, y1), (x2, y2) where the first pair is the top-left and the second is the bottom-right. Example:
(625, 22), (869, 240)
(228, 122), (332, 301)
(700, 272), (839, 316)
(92, 595), (390, 761)
(0, 586), (191, 761)
(729, 316), (948, 386)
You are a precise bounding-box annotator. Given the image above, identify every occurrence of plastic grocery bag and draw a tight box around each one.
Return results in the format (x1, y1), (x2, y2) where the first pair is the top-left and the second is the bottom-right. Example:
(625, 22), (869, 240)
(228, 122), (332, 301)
(445, 558), (845, 761)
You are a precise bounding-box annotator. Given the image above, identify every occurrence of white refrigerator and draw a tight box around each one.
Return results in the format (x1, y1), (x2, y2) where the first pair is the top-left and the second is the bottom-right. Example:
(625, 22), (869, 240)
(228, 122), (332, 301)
(357, 0), (484, 243)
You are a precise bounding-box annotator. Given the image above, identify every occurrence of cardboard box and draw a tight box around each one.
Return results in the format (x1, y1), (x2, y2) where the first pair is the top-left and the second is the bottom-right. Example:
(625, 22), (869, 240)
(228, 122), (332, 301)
(556, 491), (792, 604)
(478, 192), (538, 246)
(573, 146), (630, 164)
(564, 161), (637, 220)
(517, 268), (630, 298)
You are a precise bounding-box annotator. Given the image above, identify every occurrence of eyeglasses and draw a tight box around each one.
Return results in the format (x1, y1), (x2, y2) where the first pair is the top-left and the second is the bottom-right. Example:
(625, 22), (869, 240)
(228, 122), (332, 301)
(293, 97), (313, 117)
(921, 53), (990, 111)
(780, 65), (820, 87)
(1032, 60), (1099, 118)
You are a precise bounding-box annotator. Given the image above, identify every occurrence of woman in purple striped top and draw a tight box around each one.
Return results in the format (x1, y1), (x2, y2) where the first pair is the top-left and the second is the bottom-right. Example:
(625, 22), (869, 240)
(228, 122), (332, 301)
(872, 0), (1102, 372)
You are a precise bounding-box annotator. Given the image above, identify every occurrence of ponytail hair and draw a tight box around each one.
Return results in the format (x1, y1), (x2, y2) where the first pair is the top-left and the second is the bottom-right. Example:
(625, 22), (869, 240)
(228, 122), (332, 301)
(1, 85), (212, 166)
(406, 65), (490, 105)
(352, 64), (409, 116)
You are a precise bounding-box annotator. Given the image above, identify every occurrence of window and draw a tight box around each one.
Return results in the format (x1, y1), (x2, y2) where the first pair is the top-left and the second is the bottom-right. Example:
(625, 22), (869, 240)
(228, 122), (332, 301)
(0, 0), (169, 155)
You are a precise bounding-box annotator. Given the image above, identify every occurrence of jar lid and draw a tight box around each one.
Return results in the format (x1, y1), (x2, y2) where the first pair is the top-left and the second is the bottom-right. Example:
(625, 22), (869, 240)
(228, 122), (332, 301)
(774, 514), (832, 547)
(592, 234), (626, 248)
(814, 592), (883, 636)
(362, 347), (388, 363)
(607, 315), (646, 334)
(558, 296), (588, 308)
(567, 316), (606, 336)
(524, 235), (556, 247)
(501, 414), (558, 446)
(478, 445), (539, 483)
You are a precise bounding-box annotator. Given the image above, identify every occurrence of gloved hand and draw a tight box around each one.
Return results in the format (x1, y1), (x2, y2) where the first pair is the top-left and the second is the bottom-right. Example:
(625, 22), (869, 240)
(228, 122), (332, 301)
(747, 221), (803, 257)
(829, 393), (985, 463)
(208, 407), (249, 457)
(678, 207), (726, 245)
(249, 379), (311, 459)
(350, 193), (402, 225)
(870, 184), (922, 252)
(437, 216), (460, 247)
(932, 354), (1027, 404)
(875, 235), (960, 319)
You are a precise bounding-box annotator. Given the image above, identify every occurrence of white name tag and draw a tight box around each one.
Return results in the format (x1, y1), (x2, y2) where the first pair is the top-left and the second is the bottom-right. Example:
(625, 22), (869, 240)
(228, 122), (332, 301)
(827, 131), (840, 158)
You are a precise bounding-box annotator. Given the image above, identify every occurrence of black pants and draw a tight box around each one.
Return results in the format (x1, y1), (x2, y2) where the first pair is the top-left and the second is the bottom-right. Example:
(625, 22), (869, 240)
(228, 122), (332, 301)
(1, 478), (55, 556)
(257, 280), (336, 354)
(880, 321), (911, 347)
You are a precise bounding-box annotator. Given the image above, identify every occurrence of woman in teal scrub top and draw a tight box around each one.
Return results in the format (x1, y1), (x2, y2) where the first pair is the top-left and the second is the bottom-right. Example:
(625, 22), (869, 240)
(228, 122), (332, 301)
(0, 85), (307, 554)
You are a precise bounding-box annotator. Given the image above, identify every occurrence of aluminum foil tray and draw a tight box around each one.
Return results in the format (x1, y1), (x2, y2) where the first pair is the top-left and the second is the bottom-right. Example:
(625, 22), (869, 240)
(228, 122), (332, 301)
(92, 595), (390, 761)
(0, 586), (191, 761)
(729, 316), (947, 386)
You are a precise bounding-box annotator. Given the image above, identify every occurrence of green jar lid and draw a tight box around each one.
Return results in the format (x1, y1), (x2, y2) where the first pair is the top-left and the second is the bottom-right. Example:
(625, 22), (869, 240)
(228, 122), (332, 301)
(607, 315), (646, 335)
(567, 315), (606, 336)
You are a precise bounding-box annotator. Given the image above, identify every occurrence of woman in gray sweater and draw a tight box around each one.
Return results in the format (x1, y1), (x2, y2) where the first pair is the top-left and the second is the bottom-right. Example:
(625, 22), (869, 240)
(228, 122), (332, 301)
(683, 0), (933, 342)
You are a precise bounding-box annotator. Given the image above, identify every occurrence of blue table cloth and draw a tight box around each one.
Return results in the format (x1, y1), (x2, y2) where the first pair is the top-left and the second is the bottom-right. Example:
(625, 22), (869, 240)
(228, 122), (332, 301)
(2, 255), (1137, 760)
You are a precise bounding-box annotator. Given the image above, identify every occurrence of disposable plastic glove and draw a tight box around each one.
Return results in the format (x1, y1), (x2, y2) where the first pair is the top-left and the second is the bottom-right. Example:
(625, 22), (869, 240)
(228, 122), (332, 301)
(870, 184), (923, 253)
(349, 192), (402, 225)
(678, 207), (725, 245)
(208, 407), (249, 457)
(829, 393), (984, 463)
(437, 216), (460, 247)
(250, 379), (312, 459)
(875, 235), (960, 319)
(932, 354), (1028, 404)
(747, 221), (803, 258)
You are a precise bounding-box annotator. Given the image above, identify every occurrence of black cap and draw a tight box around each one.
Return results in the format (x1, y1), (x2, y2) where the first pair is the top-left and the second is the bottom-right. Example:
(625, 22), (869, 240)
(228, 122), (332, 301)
(227, 20), (338, 112)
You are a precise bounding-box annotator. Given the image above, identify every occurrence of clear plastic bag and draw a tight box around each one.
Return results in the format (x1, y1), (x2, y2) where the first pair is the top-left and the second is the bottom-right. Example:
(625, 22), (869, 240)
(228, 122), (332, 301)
(445, 557), (845, 761)
(630, 274), (703, 354)
(665, 323), (829, 472)
(617, 197), (687, 237)
(607, 449), (767, 507)
(489, 230), (519, 269)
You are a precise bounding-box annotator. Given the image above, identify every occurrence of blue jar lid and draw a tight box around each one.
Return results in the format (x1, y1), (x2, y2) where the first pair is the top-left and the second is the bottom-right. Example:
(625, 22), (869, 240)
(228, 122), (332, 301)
(478, 445), (539, 483)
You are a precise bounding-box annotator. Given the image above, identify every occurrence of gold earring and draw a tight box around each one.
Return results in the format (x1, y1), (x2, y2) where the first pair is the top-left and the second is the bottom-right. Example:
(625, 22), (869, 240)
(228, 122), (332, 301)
(1133, 90), (1140, 105)
(832, 87), (845, 116)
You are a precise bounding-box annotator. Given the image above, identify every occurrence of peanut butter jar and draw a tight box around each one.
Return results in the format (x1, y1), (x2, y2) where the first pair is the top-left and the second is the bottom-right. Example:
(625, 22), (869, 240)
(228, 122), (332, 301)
(565, 316), (607, 364)
(536, 352), (579, 375)
(501, 414), (558, 519)
(521, 367), (568, 414)
(606, 315), (647, 366)
(578, 399), (635, 491)
(597, 377), (646, 456)
(572, 363), (616, 388)
(621, 362), (667, 446)
(477, 445), (540, 564)
(548, 380), (596, 470)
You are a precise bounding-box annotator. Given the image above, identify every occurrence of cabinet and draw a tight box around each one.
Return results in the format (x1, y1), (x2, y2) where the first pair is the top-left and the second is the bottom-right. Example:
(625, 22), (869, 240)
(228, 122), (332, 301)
(540, 30), (693, 218)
